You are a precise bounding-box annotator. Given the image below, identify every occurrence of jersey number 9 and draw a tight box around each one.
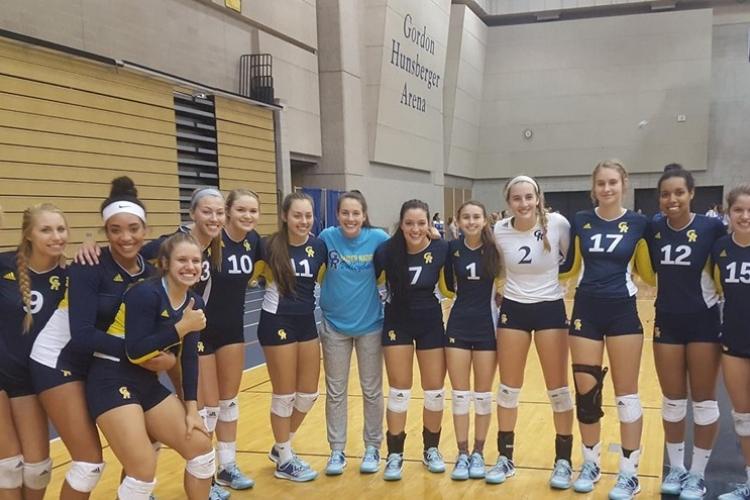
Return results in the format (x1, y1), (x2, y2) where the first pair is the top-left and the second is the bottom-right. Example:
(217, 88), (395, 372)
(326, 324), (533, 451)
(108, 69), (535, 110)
(23, 290), (43, 315)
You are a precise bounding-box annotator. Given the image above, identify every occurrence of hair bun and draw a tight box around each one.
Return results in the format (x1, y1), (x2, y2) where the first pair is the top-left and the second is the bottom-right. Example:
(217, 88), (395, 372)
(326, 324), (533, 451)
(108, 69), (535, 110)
(663, 163), (684, 173)
(110, 176), (138, 198)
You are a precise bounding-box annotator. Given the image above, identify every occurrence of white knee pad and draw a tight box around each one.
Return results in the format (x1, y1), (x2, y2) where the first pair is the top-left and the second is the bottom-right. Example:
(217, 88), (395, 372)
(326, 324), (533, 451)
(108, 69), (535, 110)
(424, 389), (445, 412)
(732, 411), (750, 437)
(387, 388), (411, 413)
(271, 393), (296, 417)
(661, 397), (688, 423)
(473, 391), (493, 416)
(0, 455), (23, 489)
(185, 449), (216, 480)
(117, 475), (156, 500)
(693, 400), (720, 426)
(451, 390), (471, 416)
(218, 397), (239, 422)
(497, 384), (521, 409)
(616, 394), (643, 424)
(65, 460), (105, 493)
(23, 458), (52, 490)
(294, 392), (319, 413)
(547, 387), (574, 413)
(201, 406), (219, 433)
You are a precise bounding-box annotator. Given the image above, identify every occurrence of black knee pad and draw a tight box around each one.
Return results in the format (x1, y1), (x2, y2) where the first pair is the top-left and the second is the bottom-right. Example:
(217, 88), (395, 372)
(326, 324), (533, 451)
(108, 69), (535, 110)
(572, 364), (608, 424)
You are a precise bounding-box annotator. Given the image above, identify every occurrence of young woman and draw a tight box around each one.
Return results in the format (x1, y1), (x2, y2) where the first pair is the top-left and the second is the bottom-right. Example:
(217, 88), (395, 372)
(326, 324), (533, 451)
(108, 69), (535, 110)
(490, 176), (575, 488)
(0, 203), (68, 500)
(647, 165), (726, 499)
(85, 232), (214, 499)
(317, 191), (389, 475)
(713, 184), (750, 500)
(373, 199), (453, 481)
(560, 159), (653, 500)
(256, 192), (326, 482)
(445, 201), (502, 481)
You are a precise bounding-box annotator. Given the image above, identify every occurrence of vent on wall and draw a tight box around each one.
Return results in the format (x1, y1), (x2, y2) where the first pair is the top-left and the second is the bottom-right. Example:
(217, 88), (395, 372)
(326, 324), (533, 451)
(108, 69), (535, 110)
(239, 54), (274, 104)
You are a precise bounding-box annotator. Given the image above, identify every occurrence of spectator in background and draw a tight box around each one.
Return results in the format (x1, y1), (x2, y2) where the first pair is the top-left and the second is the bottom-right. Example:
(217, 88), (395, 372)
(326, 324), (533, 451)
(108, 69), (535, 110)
(445, 217), (459, 241)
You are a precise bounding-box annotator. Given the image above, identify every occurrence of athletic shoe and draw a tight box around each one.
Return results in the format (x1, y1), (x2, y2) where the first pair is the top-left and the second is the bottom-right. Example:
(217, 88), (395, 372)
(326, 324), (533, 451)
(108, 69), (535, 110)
(383, 453), (403, 481)
(468, 452), (486, 479)
(679, 473), (706, 499)
(661, 466), (688, 495)
(325, 450), (346, 476)
(422, 447), (446, 473)
(360, 445), (380, 473)
(274, 456), (318, 482)
(573, 461), (601, 493)
(216, 463), (254, 490)
(549, 459), (573, 489)
(209, 483), (230, 500)
(451, 453), (470, 481)
(608, 472), (640, 500)
(268, 446), (310, 467)
(485, 456), (515, 484)
(718, 484), (750, 500)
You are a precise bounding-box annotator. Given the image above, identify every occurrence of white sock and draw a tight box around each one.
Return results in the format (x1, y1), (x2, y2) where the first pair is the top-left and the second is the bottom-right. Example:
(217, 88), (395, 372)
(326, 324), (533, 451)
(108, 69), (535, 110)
(217, 441), (236, 469)
(666, 441), (685, 470)
(689, 446), (711, 476)
(582, 442), (601, 465)
(619, 448), (640, 475)
(289, 431), (296, 443)
(118, 476), (155, 500)
(745, 465), (750, 484)
(276, 441), (293, 465)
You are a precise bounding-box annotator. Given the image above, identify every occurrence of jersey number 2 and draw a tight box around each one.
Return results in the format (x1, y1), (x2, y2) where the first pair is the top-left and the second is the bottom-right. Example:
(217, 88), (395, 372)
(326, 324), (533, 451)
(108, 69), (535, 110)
(518, 246), (532, 264)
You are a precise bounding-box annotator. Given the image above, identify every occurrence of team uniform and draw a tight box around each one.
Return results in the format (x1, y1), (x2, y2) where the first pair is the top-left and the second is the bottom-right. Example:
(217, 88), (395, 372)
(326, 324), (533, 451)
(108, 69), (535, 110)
(494, 212), (571, 333)
(713, 235), (750, 358)
(374, 238), (452, 350)
(648, 215), (725, 345)
(0, 252), (67, 398)
(256, 236), (327, 346)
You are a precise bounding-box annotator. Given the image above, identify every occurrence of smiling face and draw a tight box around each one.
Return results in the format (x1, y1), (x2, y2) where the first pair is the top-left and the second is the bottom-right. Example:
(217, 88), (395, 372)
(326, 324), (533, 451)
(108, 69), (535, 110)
(400, 208), (430, 248)
(729, 194), (750, 237)
(191, 195), (225, 240)
(337, 197), (366, 238)
(659, 176), (693, 222)
(507, 181), (539, 224)
(283, 199), (314, 241)
(227, 194), (259, 234)
(458, 203), (486, 240)
(106, 213), (146, 262)
(164, 241), (203, 288)
(28, 211), (68, 261)
(593, 166), (625, 208)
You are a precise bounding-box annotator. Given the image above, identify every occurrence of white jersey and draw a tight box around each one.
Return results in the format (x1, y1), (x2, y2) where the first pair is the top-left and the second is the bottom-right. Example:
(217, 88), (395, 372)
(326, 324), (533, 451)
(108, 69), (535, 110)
(494, 212), (570, 303)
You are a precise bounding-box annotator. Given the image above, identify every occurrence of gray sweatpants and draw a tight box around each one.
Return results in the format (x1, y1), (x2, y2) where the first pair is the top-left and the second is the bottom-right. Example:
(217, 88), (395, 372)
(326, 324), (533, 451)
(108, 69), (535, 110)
(319, 319), (383, 451)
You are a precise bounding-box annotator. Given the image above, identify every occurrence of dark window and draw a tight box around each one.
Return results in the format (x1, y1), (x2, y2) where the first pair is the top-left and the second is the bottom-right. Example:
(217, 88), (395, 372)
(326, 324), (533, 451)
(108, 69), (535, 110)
(544, 191), (592, 221)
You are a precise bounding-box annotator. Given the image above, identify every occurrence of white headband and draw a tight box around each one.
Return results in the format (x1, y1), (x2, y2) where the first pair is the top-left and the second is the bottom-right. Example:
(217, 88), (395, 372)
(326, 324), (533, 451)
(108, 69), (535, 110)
(102, 201), (146, 223)
(191, 188), (223, 210)
(505, 175), (539, 198)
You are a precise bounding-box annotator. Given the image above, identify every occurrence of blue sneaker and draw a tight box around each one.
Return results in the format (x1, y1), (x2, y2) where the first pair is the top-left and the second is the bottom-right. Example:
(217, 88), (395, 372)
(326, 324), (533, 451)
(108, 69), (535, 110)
(360, 445), (380, 473)
(268, 446), (309, 467)
(609, 472), (640, 500)
(216, 463), (254, 490)
(719, 484), (750, 500)
(468, 452), (485, 479)
(325, 450), (346, 476)
(573, 461), (601, 493)
(679, 473), (706, 499)
(486, 456), (515, 484)
(274, 456), (318, 482)
(661, 466), (688, 495)
(383, 453), (403, 481)
(422, 447), (446, 473)
(451, 453), (470, 481)
(549, 459), (573, 489)
(209, 483), (230, 500)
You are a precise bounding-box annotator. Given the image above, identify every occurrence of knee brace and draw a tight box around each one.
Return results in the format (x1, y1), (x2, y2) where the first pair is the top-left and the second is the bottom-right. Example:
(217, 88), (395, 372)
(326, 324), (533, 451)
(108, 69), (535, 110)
(616, 394), (643, 424)
(65, 460), (105, 493)
(451, 390), (471, 416)
(387, 388), (411, 413)
(218, 397), (239, 423)
(118, 475), (156, 500)
(547, 386), (574, 413)
(185, 449), (216, 480)
(732, 411), (750, 437)
(473, 391), (493, 416)
(661, 397), (687, 423)
(573, 364), (608, 424)
(201, 406), (219, 433)
(23, 457), (52, 490)
(271, 393), (296, 418)
(294, 392), (319, 413)
(423, 389), (445, 412)
(497, 384), (521, 409)
(0, 455), (23, 489)
(693, 400), (720, 426)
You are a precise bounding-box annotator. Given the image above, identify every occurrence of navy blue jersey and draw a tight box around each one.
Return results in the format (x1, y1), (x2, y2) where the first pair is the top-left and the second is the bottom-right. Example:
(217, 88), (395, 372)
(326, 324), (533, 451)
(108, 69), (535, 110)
(648, 214), (725, 314)
(141, 226), (212, 299)
(374, 238), (452, 309)
(712, 235), (750, 349)
(260, 236), (327, 315)
(446, 238), (497, 335)
(0, 251), (67, 381)
(561, 209), (651, 298)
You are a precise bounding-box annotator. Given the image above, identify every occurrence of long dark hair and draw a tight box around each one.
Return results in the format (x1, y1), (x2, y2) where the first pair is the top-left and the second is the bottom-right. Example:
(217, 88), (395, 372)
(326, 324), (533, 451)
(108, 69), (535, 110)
(457, 200), (502, 279)
(337, 190), (372, 228)
(384, 199), (430, 310)
(266, 192), (314, 297)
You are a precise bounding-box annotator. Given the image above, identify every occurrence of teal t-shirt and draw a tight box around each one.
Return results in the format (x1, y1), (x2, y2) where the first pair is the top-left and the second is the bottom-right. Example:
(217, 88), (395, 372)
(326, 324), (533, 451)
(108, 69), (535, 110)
(319, 226), (389, 335)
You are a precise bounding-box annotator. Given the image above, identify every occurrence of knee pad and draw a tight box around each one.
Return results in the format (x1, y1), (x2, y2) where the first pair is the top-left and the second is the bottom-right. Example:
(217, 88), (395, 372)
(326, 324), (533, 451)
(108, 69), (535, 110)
(218, 397), (239, 423)
(661, 397), (687, 423)
(294, 392), (319, 413)
(616, 394), (643, 424)
(473, 391), (493, 416)
(201, 406), (219, 433)
(693, 400), (719, 426)
(451, 390), (471, 416)
(497, 384), (521, 409)
(732, 411), (750, 437)
(271, 393), (296, 418)
(0, 455), (23, 489)
(65, 460), (105, 493)
(573, 364), (608, 424)
(547, 386), (574, 413)
(185, 449), (216, 480)
(23, 458), (52, 490)
(424, 389), (445, 412)
(118, 475), (156, 500)
(387, 388), (411, 413)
